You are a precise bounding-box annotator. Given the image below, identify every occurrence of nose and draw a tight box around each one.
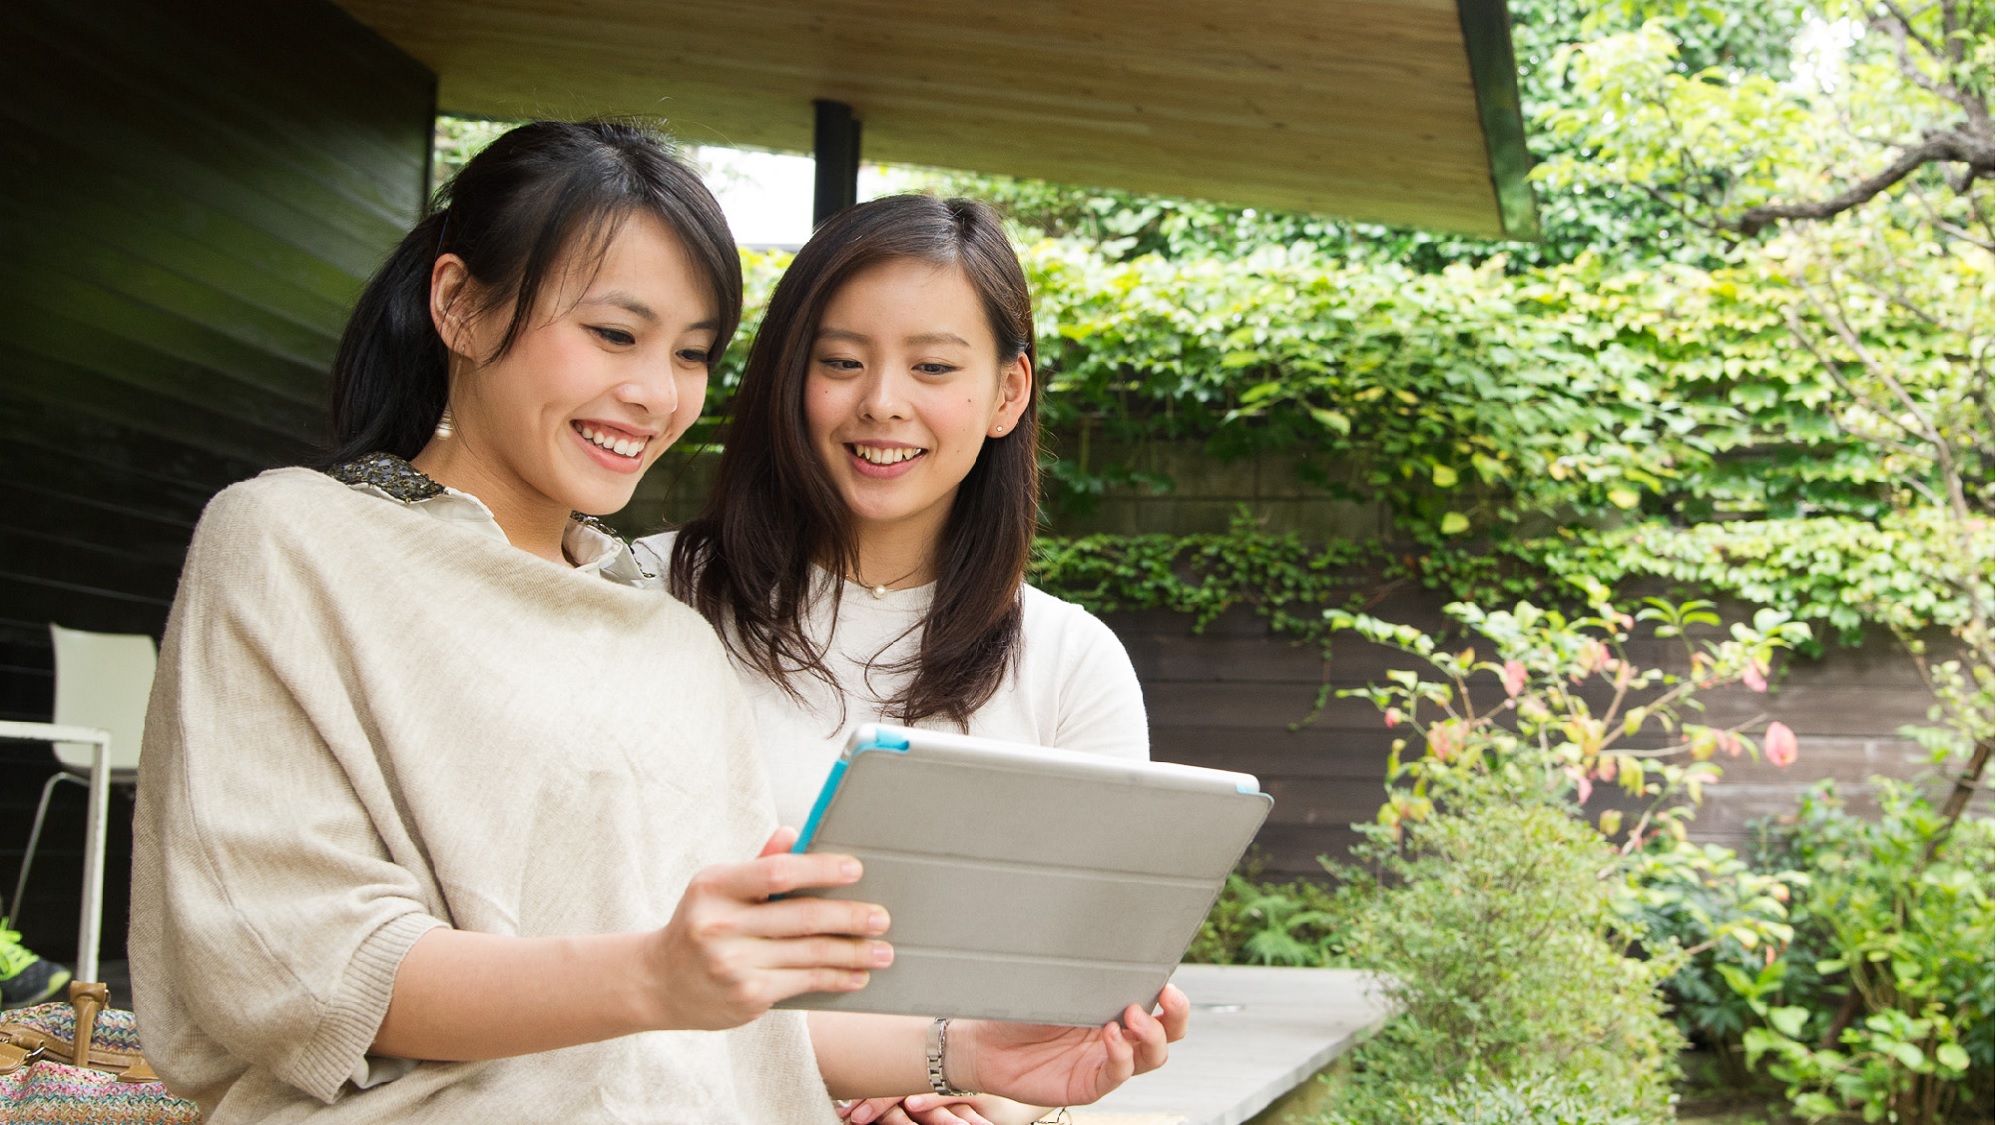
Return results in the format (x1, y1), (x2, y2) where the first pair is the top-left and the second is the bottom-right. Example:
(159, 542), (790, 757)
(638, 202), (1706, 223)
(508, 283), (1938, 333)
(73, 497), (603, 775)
(856, 368), (910, 422)
(618, 352), (680, 421)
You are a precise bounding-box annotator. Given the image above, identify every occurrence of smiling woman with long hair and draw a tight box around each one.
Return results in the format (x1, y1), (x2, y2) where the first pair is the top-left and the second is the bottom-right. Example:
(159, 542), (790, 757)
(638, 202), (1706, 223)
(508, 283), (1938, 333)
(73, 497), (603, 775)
(130, 131), (1181, 1124)
(651, 197), (1148, 822)
(642, 195), (1154, 1125)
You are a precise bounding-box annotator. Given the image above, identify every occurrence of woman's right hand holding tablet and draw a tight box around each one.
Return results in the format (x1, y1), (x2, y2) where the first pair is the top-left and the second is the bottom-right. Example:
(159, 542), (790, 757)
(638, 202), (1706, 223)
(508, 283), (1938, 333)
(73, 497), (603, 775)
(647, 827), (893, 1030)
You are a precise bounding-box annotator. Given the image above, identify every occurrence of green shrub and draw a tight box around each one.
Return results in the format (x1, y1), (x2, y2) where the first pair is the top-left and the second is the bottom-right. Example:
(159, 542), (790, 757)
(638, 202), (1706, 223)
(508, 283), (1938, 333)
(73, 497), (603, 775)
(1182, 872), (1361, 968)
(1391, 1073), (1661, 1125)
(1731, 781), (1995, 1124)
(1622, 838), (1804, 1066)
(1328, 797), (1684, 1124)
(1305, 593), (1810, 1124)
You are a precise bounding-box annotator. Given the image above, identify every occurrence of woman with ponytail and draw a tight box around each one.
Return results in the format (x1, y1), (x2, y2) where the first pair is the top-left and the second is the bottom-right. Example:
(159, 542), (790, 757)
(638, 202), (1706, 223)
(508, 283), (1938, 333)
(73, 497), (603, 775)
(130, 125), (1182, 1124)
(641, 196), (1161, 1125)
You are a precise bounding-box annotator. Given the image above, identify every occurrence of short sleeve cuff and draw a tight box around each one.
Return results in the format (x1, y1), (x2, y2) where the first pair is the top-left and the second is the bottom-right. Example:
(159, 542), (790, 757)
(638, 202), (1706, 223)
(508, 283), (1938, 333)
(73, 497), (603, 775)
(288, 912), (447, 1103)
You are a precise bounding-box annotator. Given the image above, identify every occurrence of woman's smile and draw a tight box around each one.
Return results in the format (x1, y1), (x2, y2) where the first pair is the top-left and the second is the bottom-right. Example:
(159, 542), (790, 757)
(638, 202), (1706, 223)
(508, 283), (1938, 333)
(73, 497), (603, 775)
(572, 419), (656, 472)
(844, 441), (929, 477)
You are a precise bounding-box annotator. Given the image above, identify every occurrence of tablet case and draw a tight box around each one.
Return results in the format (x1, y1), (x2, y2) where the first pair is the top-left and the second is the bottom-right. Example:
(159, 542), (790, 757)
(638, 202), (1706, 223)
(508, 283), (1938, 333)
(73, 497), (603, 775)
(775, 723), (1273, 1025)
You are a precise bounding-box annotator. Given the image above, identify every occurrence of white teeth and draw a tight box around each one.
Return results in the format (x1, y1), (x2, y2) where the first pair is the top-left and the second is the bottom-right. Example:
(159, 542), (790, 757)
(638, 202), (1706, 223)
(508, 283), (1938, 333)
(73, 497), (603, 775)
(851, 445), (923, 466)
(578, 425), (644, 458)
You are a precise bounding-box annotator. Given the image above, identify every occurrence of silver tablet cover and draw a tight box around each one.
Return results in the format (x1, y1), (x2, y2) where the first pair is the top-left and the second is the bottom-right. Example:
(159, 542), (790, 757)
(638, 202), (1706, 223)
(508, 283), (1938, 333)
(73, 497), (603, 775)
(777, 726), (1273, 1025)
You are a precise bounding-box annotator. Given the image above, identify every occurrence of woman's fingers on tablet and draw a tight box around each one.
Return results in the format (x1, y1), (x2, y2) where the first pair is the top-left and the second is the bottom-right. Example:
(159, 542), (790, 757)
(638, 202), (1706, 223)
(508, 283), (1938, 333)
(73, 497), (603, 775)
(1121, 1002), (1170, 1074)
(759, 827), (801, 856)
(1155, 984), (1191, 1042)
(743, 895), (890, 939)
(751, 851), (866, 897)
(763, 933), (893, 971)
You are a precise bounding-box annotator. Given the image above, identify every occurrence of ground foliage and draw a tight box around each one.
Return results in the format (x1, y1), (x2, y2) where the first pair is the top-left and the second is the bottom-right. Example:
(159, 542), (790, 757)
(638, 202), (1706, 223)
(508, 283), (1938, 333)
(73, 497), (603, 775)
(1287, 595), (1809, 1124)
(1731, 783), (1995, 1123)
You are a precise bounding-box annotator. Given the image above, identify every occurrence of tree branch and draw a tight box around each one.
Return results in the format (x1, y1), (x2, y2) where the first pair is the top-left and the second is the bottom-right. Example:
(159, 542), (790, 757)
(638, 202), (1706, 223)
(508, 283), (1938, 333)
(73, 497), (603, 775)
(1795, 282), (1972, 520)
(1729, 131), (1995, 235)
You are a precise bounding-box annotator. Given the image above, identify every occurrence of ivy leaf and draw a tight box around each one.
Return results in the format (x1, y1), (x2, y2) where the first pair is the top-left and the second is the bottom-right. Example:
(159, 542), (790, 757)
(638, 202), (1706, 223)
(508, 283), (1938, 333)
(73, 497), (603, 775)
(1440, 512), (1471, 535)
(1432, 464), (1460, 488)
(1310, 408), (1352, 436)
(1608, 486), (1642, 510)
(1769, 1006), (1810, 1038)
(1889, 1041), (1927, 1071)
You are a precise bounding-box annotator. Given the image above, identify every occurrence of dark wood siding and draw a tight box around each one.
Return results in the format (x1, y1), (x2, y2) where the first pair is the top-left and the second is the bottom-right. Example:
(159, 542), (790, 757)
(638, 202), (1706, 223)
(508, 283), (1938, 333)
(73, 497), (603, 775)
(1105, 600), (1973, 882)
(0, 0), (433, 962)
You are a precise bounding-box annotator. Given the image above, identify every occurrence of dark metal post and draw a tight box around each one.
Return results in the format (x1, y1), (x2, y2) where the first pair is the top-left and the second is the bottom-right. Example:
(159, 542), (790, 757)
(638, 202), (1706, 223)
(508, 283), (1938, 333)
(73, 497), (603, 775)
(812, 99), (861, 227)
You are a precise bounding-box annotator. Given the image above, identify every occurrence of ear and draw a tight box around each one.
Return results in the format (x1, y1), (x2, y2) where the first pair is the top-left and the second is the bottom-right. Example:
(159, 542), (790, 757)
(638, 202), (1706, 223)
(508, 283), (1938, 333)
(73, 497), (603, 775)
(429, 253), (480, 362)
(988, 351), (1033, 437)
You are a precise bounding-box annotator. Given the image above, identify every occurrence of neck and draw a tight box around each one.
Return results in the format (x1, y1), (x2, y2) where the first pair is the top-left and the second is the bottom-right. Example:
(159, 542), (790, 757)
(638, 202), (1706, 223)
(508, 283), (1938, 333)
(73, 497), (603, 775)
(850, 510), (947, 592)
(412, 439), (571, 565)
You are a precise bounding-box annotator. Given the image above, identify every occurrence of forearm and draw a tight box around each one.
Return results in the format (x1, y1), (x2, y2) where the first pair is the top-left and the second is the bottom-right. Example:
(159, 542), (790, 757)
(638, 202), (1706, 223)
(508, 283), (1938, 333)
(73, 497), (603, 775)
(808, 1011), (936, 1100)
(371, 927), (660, 1060)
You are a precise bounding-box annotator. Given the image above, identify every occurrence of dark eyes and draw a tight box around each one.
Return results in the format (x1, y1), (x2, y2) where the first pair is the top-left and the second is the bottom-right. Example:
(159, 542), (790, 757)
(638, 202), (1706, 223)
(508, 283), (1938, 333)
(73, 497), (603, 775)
(591, 327), (710, 366)
(815, 357), (958, 377)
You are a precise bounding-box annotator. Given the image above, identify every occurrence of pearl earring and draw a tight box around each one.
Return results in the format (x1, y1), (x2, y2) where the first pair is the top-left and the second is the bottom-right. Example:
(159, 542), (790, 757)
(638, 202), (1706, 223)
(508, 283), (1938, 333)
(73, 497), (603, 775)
(434, 406), (456, 439)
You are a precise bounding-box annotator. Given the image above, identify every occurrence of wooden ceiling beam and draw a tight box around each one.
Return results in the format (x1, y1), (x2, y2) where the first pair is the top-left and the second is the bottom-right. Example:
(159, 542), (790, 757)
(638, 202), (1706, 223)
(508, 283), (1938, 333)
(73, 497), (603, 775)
(334, 0), (1537, 238)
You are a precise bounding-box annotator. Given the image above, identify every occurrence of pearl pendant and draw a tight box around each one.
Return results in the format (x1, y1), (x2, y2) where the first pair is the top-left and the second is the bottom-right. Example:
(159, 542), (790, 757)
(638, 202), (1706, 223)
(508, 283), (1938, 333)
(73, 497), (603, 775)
(870, 585), (889, 599)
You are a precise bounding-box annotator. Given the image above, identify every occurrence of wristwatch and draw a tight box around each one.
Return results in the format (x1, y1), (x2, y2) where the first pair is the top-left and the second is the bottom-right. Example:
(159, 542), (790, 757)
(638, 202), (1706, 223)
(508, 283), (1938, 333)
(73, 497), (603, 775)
(925, 1018), (978, 1098)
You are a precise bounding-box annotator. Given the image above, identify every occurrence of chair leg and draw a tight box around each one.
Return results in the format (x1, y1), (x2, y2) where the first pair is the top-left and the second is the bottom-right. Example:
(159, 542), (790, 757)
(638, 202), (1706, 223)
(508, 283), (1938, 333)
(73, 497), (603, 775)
(8, 771), (85, 931)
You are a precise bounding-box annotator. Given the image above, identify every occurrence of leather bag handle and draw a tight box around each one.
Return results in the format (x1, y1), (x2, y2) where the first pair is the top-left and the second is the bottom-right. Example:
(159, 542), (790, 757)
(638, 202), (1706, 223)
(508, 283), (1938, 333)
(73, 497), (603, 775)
(68, 980), (109, 1071)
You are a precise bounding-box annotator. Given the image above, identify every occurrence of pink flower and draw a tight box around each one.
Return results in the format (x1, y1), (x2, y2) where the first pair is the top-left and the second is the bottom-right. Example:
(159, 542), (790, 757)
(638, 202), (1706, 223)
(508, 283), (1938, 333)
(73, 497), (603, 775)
(1501, 660), (1528, 698)
(1742, 661), (1768, 693)
(1565, 765), (1593, 805)
(1596, 755), (1619, 782)
(1721, 731), (1746, 757)
(1571, 639), (1611, 681)
(1427, 722), (1463, 762)
(1764, 721), (1798, 767)
(1384, 707), (1404, 728)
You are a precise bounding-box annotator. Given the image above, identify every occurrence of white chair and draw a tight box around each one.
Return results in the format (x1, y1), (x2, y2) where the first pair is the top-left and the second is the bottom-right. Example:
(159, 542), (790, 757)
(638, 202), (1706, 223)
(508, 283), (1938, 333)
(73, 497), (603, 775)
(0, 624), (156, 984)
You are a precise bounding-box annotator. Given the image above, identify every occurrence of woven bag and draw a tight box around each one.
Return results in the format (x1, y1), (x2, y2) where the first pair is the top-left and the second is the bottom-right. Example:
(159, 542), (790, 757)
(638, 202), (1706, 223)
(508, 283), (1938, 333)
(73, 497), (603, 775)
(0, 980), (201, 1124)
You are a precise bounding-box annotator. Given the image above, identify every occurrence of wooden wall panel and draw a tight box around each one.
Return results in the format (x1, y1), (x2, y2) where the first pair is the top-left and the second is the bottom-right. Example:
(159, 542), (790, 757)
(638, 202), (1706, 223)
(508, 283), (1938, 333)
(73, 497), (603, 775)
(1102, 603), (1976, 882)
(0, 0), (432, 964)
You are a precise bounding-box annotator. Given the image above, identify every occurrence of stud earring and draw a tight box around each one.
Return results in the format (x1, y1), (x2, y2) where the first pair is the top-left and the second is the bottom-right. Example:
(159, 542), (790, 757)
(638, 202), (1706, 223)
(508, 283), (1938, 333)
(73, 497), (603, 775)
(434, 405), (456, 439)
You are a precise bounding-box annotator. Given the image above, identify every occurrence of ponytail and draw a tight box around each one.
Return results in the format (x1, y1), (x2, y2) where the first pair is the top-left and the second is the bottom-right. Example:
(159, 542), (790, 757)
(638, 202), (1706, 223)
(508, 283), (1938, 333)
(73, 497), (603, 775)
(326, 210), (451, 464)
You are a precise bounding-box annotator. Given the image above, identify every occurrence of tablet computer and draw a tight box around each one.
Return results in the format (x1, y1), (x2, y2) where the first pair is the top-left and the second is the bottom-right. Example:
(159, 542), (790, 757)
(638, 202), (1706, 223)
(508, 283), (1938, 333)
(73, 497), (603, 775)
(774, 723), (1272, 1026)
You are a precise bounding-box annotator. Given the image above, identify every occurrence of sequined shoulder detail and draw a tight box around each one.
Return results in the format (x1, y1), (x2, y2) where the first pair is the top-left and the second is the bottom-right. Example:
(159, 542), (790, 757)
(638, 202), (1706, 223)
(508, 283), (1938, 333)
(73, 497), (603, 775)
(325, 452), (446, 502)
(569, 512), (622, 539)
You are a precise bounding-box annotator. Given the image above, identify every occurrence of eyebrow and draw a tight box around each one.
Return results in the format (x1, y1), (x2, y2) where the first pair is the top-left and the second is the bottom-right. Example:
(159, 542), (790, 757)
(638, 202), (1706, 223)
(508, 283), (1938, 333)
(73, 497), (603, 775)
(817, 327), (972, 348)
(581, 291), (717, 332)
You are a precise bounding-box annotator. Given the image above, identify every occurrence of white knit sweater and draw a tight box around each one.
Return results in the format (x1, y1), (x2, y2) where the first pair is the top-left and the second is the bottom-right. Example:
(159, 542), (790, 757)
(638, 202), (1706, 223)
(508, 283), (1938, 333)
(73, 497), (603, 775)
(130, 468), (834, 1124)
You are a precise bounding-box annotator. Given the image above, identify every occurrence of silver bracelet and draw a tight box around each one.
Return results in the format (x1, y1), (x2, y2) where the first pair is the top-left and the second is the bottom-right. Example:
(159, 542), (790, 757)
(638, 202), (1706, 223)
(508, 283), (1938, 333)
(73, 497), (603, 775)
(925, 1017), (978, 1098)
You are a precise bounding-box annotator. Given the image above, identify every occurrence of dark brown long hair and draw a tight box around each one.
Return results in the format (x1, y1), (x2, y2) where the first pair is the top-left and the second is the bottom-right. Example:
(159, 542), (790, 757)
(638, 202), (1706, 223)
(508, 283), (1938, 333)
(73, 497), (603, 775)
(669, 195), (1038, 727)
(327, 120), (740, 464)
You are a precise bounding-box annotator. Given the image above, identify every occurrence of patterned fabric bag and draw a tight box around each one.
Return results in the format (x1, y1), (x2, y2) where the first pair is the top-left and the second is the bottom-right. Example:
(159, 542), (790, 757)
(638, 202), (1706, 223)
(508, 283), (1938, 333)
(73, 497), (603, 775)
(0, 980), (201, 1124)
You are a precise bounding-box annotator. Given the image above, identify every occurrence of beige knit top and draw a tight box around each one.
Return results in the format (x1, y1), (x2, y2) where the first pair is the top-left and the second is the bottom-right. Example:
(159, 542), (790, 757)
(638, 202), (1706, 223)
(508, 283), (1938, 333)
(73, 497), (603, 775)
(129, 467), (835, 1124)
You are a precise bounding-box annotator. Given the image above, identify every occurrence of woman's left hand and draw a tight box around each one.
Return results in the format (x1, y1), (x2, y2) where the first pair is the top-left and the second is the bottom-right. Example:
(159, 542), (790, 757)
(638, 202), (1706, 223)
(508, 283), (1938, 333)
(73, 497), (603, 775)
(950, 984), (1190, 1108)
